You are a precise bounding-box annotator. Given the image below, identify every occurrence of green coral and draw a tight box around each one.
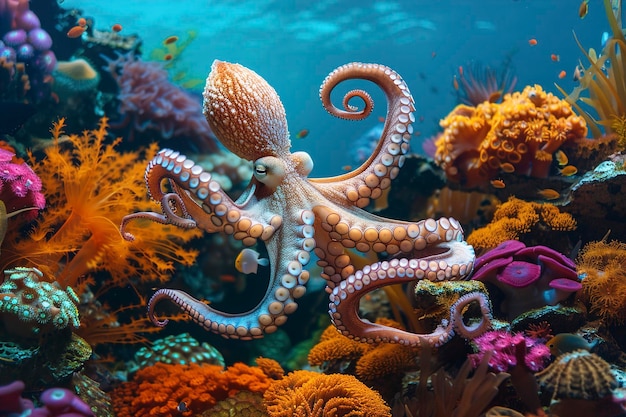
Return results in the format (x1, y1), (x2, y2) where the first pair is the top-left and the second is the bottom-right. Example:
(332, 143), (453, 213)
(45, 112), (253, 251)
(0, 267), (80, 337)
(134, 332), (225, 368)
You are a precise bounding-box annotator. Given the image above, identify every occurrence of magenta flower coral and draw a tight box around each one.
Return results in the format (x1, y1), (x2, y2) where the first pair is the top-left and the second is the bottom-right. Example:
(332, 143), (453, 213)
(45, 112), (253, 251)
(469, 329), (550, 372)
(0, 148), (45, 219)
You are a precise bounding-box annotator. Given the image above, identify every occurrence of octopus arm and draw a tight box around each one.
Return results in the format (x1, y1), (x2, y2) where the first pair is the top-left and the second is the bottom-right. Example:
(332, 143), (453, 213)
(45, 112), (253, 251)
(311, 63), (415, 209)
(121, 149), (282, 245)
(148, 222), (314, 340)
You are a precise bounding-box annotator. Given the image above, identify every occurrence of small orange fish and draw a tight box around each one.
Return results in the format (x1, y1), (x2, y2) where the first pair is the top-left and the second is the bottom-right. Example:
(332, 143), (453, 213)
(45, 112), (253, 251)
(67, 25), (86, 38)
(579, 0), (589, 19)
(458, 65), (464, 76)
(164, 53), (173, 61)
(77, 17), (87, 27)
(487, 91), (502, 103)
(555, 150), (568, 166)
(490, 179), (506, 188)
(500, 162), (515, 173)
(163, 35), (179, 45)
(551, 53), (560, 62)
(558, 70), (567, 79)
(559, 165), (578, 176)
(378, 116), (385, 123)
(295, 129), (309, 139)
(219, 274), (237, 283)
(537, 188), (560, 200)
(341, 165), (353, 172)
(112, 23), (123, 33)
(528, 38), (538, 46)
(453, 75), (459, 91)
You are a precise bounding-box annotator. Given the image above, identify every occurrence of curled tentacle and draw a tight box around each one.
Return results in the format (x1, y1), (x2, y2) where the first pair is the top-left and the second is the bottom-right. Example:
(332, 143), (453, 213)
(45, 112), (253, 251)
(120, 192), (197, 241)
(312, 63), (415, 208)
(328, 240), (486, 347)
(147, 211), (316, 340)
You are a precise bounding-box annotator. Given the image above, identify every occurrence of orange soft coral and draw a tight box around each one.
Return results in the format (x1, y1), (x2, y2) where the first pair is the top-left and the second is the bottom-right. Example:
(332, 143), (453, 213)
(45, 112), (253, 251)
(577, 240), (626, 323)
(263, 370), (391, 417)
(435, 85), (587, 187)
(467, 196), (576, 250)
(0, 118), (202, 345)
(111, 362), (274, 417)
(4, 117), (202, 287)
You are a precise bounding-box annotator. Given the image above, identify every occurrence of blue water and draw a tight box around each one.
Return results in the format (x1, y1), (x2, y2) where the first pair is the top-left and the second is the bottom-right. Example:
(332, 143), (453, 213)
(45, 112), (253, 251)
(62, 0), (607, 176)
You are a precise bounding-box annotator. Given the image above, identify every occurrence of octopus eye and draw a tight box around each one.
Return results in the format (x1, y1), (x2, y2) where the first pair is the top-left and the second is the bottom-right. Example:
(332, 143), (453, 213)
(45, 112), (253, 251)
(255, 165), (267, 176)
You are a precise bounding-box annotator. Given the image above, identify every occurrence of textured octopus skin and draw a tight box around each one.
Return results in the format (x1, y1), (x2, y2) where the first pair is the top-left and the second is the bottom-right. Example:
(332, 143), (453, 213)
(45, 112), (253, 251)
(120, 60), (491, 346)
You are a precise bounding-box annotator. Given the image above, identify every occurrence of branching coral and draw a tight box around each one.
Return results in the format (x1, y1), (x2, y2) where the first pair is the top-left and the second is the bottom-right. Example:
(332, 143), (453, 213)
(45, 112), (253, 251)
(577, 239), (626, 323)
(0, 117), (202, 345)
(111, 362), (275, 417)
(263, 370), (391, 417)
(435, 85), (587, 187)
(467, 196), (577, 250)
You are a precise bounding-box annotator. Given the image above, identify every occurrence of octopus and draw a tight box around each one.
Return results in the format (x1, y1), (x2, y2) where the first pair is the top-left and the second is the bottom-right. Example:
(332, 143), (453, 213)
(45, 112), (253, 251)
(120, 61), (492, 347)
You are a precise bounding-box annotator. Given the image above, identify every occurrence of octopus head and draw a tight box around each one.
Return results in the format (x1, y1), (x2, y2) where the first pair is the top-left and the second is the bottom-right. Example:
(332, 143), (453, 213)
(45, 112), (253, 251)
(203, 60), (291, 161)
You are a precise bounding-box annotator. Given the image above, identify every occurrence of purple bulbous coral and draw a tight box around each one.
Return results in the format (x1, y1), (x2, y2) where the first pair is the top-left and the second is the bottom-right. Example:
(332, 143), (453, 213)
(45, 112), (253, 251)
(102, 52), (218, 153)
(0, 380), (94, 416)
(0, 0), (55, 103)
(471, 240), (582, 320)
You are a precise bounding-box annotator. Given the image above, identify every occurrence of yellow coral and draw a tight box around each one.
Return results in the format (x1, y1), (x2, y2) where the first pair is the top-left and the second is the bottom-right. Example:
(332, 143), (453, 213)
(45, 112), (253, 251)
(263, 370), (391, 417)
(577, 240), (626, 323)
(435, 85), (587, 187)
(467, 197), (576, 249)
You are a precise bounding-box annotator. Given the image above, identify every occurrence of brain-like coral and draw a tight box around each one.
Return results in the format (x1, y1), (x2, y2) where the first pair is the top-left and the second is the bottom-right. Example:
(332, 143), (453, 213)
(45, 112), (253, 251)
(435, 85), (587, 187)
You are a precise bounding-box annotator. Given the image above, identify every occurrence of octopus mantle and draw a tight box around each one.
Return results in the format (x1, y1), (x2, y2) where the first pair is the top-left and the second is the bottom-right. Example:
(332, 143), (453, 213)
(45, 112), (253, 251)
(120, 61), (491, 347)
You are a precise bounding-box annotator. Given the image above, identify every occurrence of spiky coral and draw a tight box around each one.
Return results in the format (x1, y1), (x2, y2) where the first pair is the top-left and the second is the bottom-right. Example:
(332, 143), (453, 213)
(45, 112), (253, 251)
(577, 240), (626, 323)
(0, 118), (202, 345)
(263, 370), (391, 417)
(467, 196), (577, 249)
(111, 362), (275, 417)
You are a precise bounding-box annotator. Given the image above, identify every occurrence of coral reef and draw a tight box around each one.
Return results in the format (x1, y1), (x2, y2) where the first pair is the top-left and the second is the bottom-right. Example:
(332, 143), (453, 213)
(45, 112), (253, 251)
(467, 196), (577, 250)
(0, 380), (94, 416)
(111, 362), (275, 417)
(471, 240), (581, 320)
(576, 239), (626, 324)
(102, 52), (218, 152)
(263, 370), (391, 417)
(0, 146), (44, 219)
(133, 332), (225, 368)
(0, 266), (79, 337)
(435, 85), (587, 187)
(468, 330), (550, 372)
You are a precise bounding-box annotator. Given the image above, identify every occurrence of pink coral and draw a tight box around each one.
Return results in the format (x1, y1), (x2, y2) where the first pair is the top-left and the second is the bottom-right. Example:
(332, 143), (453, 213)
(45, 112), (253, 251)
(0, 148), (44, 218)
(469, 329), (550, 372)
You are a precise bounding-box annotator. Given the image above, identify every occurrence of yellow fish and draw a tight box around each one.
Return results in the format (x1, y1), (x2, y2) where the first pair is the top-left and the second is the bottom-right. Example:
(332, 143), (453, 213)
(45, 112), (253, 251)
(235, 248), (269, 274)
(537, 188), (560, 200)
(555, 150), (568, 166)
(558, 165), (578, 176)
(547, 333), (595, 356)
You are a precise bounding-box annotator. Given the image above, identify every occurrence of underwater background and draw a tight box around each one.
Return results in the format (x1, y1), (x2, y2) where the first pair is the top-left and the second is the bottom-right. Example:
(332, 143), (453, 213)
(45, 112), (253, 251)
(0, 0), (626, 416)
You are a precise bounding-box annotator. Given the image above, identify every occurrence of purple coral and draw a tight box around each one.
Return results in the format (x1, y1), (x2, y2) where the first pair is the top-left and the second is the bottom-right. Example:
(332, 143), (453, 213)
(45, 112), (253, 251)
(469, 329), (550, 372)
(471, 240), (581, 319)
(0, 380), (94, 416)
(103, 53), (218, 153)
(0, 148), (45, 218)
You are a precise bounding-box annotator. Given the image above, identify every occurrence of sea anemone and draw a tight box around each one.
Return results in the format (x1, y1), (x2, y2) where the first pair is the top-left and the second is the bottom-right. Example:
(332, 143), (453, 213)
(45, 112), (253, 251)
(52, 58), (100, 98)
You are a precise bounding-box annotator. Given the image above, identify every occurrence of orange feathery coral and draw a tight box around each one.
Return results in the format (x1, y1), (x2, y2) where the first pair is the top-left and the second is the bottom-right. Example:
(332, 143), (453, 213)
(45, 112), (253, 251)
(112, 362), (274, 416)
(263, 370), (391, 417)
(0, 118), (202, 345)
(577, 240), (626, 323)
(467, 196), (576, 249)
(435, 85), (587, 187)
